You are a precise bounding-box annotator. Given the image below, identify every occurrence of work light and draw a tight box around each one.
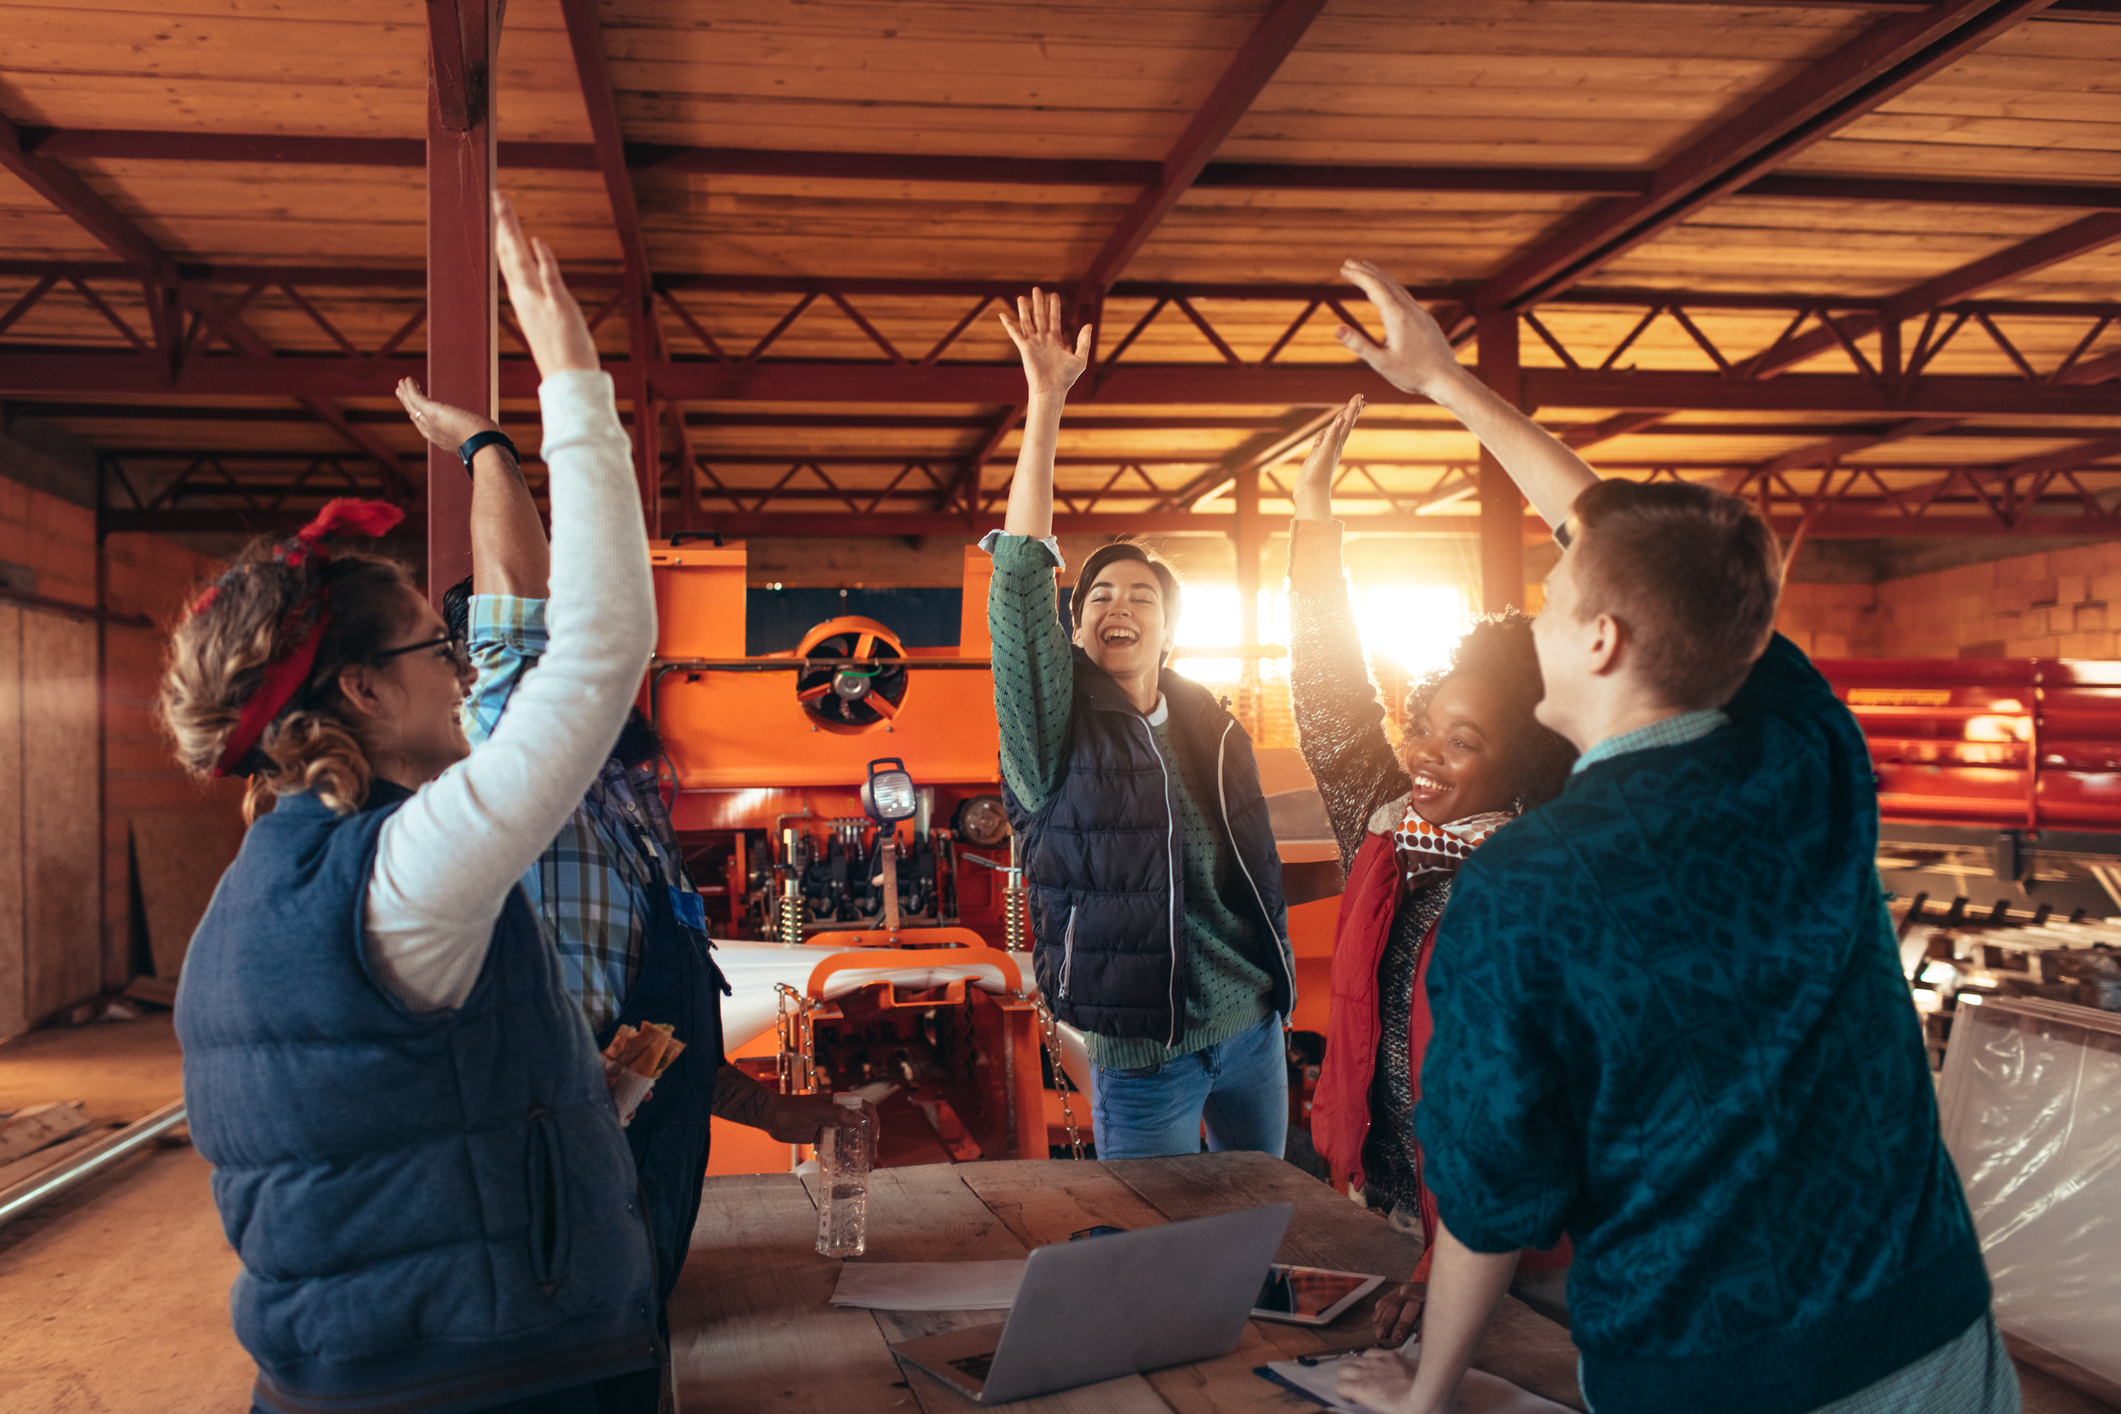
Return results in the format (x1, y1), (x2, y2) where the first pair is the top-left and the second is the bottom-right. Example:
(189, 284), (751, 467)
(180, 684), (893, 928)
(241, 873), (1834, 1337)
(861, 758), (918, 824)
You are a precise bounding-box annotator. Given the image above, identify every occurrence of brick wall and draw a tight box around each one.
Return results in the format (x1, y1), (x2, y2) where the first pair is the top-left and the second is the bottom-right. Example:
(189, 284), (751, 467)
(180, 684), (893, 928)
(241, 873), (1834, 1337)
(1780, 543), (2121, 661)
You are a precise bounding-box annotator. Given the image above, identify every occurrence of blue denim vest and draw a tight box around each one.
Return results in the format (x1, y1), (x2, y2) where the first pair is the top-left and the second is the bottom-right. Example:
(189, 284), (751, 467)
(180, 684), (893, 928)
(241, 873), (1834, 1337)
(177, 783), (659, 1414)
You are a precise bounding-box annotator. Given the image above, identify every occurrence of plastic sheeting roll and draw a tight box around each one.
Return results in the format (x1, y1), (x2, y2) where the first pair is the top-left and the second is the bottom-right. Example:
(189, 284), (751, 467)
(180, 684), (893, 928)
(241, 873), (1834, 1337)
(714, 940), (1017, 1051)
(1938, 996), (2121, 1402)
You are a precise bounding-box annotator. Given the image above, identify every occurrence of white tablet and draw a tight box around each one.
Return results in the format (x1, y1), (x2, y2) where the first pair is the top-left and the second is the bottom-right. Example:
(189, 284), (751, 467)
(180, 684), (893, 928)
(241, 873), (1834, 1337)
(1250, 1264), (1385, 1326)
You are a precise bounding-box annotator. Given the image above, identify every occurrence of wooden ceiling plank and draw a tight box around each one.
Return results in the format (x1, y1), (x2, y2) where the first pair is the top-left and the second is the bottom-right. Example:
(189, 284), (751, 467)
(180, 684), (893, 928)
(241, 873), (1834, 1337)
(22, 127), (2121, 211)
(1741, 210), (2121, 376)
(0, 113), (180, 286)
(1722, 415), (1969, 492)
(1079, 0), (1328, 294)
(1466, 0), (2056, 320)
(559, 0), (662, 515)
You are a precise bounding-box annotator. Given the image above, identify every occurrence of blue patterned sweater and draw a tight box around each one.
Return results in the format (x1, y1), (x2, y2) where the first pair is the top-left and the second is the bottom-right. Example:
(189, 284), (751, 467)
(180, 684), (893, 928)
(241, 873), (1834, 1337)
(1416, 634), (1989, 1414)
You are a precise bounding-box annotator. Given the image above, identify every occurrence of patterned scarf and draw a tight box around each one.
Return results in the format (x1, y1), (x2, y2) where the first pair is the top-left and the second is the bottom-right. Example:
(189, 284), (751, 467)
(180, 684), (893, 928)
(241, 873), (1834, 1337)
(1391, 807), (1514, 900)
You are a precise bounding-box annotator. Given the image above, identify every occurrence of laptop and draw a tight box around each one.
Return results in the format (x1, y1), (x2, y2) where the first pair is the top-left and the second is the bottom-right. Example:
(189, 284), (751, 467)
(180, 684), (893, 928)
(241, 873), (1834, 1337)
(889, 1202), (1294, 1405)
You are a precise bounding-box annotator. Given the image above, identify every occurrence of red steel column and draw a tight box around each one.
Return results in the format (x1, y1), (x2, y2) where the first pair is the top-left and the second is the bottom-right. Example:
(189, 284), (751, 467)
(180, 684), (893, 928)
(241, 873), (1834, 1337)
(1476, 310), (1526, 614)
(1233, 464), (1264, 736)
(425, 0), (502, 604)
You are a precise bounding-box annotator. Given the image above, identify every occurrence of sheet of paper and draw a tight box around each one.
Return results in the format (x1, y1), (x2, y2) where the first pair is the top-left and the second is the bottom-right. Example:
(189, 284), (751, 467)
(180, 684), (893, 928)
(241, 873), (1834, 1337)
(830, 1260), (1027, 1312)
(1256, 1346), (1574, 1414)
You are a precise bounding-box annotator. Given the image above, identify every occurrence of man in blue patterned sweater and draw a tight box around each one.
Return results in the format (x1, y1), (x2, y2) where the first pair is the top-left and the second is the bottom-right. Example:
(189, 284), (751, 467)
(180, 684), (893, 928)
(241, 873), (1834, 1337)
(1330, 260), (2011, 1414)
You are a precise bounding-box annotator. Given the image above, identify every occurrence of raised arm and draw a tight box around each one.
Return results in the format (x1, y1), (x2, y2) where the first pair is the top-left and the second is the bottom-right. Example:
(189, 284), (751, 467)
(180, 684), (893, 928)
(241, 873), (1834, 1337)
(395, 378), (550, 598)
(998, 288), (1093, 540)
(1285, 396), (1408, 868)
(1336, 259), (1596, 530)
(364, 195), (654, 1012)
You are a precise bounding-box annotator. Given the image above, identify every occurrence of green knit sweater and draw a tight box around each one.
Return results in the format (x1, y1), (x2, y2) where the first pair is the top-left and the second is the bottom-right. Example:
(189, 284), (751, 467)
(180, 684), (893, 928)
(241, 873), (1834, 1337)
(986, 533), (1274, 1068)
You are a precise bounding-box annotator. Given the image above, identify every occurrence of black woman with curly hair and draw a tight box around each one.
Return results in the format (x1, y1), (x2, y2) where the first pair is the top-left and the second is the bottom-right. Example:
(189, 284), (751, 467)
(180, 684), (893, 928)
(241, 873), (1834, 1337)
(1286, 395), (1577, 1347)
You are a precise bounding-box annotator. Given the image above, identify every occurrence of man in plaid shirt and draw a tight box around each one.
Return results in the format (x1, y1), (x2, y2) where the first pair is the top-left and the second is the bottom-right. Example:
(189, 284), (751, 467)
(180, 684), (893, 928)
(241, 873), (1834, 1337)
(400, 378), (849, 1335)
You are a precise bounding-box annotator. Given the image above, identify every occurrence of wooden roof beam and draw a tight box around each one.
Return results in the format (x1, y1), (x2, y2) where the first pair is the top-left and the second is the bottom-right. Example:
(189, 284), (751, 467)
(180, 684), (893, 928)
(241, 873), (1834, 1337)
(22, 129), (2121, 212)
(1996, 434), (2121, 483)
(557, 0), (650, 290)
(1163, 406), (1346, 510)
(13, 351), (2121, 417)
(177, 284), (410, 499)
(559, 0), (662, 518)
(2057, 347), (2121, 386)
(1561, 409), (1676, 451)
(1720, 415), (1967, 493)
(1078, 0), (1326, 295)
(941, 405), (1023, 517)
(1741, 211), (2121, 377)
(101, 505), (2121, 541)
(0, 108), (402, 488)
(0, 113), (179, 287)
(1464, 0), (2057, 323)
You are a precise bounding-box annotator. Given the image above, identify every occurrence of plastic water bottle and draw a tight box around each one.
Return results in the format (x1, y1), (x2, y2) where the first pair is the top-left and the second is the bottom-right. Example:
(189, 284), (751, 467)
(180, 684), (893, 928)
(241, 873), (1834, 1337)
(815, 1094), (875, 1258)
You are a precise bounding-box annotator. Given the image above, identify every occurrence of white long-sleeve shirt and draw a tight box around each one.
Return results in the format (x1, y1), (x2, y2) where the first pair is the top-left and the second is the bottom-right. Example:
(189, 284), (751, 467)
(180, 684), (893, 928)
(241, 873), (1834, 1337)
(364, 370), (656, 1011)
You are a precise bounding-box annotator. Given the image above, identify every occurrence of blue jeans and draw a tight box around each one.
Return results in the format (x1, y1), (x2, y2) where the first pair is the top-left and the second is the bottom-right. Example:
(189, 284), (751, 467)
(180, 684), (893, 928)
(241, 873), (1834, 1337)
(1089, 1013), (1289, 1159)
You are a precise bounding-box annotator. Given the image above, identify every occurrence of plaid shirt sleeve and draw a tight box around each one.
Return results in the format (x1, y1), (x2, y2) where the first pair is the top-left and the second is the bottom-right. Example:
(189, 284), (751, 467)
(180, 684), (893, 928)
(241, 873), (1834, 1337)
(462, 594), (550, 749)
(458, 594), (638, 1031)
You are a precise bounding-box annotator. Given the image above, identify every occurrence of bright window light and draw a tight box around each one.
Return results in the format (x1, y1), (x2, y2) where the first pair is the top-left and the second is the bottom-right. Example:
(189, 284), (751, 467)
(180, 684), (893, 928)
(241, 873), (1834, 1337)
(1167, 582), (1470, 685)
(1173, 585), (1244, 682)
(1355, 585), (1471, 679)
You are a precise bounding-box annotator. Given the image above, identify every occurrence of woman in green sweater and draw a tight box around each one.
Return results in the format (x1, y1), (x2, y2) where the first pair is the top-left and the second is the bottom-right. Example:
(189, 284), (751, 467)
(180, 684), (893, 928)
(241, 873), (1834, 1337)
(984, 289), (1297, 1160)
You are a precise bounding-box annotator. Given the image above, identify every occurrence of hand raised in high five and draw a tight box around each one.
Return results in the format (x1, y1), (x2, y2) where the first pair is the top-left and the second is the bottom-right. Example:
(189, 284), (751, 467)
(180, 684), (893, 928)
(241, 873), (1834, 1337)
(1293, 394), (1364, 523)
(493, 193), (599, 378)
(395, 378), (499, 453)
(998, 287), (1094, 400)
(1336, 259), (1464, 399)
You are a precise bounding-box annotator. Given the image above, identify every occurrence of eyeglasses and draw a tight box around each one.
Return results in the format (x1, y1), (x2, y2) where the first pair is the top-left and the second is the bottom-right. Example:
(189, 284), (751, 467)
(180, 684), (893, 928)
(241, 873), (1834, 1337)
(374, 632), (469, 674)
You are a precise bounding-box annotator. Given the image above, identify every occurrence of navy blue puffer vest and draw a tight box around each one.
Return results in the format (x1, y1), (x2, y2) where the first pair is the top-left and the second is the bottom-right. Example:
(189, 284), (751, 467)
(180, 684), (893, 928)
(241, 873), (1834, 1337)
(177, 784), (659, 1414)
(1006, 650), (1292, 1045)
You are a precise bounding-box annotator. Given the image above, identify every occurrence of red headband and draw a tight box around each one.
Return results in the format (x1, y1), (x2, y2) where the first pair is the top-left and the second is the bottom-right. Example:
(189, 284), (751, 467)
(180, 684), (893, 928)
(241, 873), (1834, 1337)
(194, 498), (406, 778)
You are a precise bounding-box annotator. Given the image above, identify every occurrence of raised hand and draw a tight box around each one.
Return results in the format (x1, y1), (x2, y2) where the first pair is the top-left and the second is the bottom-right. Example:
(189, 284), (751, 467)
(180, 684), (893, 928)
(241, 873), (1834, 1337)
(493, 193), (599, 378)
(1337, 259), (1464, 398)
(1293, 394), (1364, 522)
(998, 287), (1094, 400)
(396, 377), (499, 453)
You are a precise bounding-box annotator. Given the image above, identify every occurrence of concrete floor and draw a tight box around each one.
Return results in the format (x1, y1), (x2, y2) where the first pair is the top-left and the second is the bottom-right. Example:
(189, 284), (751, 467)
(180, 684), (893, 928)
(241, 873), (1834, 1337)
(1, 1013), (252, 1413)
(1, 1014), (2113, 1414)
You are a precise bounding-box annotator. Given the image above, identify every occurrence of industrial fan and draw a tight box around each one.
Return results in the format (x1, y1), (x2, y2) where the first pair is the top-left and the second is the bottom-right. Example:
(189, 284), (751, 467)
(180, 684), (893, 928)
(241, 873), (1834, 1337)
(793, 616), (911, 733)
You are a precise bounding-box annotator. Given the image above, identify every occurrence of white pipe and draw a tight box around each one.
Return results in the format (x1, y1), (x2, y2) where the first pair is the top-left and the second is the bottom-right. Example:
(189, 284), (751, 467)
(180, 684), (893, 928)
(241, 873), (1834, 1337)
(0, 1098), (187, 1229)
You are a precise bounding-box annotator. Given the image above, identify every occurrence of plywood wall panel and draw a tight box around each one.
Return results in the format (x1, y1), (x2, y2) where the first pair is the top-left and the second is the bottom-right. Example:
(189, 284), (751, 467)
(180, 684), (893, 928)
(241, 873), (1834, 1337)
(0, 605), (26, 1039)
(18, 610), (97, 1023)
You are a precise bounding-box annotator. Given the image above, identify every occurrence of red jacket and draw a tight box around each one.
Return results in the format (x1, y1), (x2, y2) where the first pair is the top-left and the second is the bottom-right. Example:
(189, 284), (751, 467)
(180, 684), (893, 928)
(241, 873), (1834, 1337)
(1311, 829), (1571, 1280)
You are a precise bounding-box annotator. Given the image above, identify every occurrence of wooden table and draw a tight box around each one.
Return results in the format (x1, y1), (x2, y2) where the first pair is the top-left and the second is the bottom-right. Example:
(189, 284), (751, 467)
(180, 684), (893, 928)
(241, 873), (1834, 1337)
(668, 1152), (1583, 1413)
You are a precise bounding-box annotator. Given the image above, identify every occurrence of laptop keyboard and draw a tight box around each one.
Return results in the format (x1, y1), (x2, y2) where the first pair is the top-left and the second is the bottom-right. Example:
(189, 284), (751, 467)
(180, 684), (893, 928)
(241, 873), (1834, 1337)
(947, 1352), (996, 1383)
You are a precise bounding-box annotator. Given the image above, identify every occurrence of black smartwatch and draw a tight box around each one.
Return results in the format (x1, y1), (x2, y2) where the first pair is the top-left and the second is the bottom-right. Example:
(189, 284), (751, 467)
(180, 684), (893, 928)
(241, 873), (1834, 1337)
(457, 430), (518, 474)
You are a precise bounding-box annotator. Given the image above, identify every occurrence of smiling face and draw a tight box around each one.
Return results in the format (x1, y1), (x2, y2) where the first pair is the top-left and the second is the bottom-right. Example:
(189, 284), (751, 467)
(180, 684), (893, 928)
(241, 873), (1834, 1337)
(339, 585), (475, 785)
(1072, 559), (1172, 679)
(1401, 670), (1520, 826)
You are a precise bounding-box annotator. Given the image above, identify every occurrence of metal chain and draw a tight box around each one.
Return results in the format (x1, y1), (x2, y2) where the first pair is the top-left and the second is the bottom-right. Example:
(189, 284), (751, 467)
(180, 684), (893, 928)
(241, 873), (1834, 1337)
(1034, 997), (1087, 1160)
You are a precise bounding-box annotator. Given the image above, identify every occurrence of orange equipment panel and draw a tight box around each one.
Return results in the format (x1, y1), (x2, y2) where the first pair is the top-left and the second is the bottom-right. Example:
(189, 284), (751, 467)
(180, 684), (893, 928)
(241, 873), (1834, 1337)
(647, 541), (1001, 791)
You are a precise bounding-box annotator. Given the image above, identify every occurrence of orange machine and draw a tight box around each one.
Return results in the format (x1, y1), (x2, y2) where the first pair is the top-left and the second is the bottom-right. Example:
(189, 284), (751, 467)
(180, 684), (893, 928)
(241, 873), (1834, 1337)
(646, 540), (1080, 1173)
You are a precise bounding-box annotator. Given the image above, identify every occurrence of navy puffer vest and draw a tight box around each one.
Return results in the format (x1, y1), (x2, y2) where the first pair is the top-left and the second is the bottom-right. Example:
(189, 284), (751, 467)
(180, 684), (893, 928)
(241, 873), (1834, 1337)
(177, 784), (659, 1414)
(1006, 650), (1292, 1045)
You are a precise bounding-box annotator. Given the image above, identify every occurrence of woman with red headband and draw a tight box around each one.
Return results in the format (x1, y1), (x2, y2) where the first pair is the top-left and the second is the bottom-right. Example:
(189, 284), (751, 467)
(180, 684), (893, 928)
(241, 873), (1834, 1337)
(162, 197), (664, 1414)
